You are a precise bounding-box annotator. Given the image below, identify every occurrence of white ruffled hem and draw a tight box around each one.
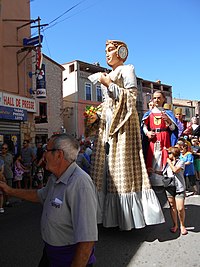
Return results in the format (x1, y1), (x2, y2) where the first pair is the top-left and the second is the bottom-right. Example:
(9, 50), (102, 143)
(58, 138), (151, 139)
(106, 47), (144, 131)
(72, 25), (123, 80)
(96, 189), (165, 230)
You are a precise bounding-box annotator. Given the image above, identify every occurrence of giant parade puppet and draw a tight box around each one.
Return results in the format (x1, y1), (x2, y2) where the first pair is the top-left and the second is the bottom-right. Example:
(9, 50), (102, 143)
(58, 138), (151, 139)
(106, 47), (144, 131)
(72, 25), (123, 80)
(141, 91), (178, 186)
(86, 40), (165, 230)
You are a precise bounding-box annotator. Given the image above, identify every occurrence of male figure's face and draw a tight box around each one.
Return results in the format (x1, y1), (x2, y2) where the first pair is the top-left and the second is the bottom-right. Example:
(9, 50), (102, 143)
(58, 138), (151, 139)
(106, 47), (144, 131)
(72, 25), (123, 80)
(1, 144), (8, 155)
(43, 138), (60, 174)
(153, 92), (165, 107)
(191, 117), (197, 124)
(23, 141), (28, 148)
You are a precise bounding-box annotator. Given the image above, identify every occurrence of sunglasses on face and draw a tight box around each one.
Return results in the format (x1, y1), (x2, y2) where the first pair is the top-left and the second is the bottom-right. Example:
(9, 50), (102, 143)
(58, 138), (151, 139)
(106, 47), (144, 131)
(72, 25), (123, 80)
(2, 147), (8, 150)
(168, 152), (172, 155)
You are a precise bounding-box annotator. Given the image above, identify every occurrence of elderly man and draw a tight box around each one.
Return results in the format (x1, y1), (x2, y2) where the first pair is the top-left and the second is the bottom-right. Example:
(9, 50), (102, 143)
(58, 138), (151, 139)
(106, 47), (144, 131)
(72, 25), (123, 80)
(0, 133), (98, 267)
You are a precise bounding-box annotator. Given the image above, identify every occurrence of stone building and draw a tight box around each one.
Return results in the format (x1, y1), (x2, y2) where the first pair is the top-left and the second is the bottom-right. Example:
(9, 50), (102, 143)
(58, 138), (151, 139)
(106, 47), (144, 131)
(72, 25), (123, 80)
(33, 55), (64, 144)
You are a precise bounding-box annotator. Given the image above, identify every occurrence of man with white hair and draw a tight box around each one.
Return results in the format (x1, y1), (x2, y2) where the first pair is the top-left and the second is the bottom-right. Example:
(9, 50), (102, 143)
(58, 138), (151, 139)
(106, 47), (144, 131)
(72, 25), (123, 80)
(0, 133), (98, 267)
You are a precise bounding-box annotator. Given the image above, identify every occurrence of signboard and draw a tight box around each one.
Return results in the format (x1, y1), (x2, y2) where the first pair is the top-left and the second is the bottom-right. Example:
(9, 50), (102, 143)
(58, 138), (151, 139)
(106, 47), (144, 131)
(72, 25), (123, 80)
(23, 35), (43, 46)
(36, 63), (46, 98)
(0, 106), (27, 121)
(36, 47), (43, 70)
(0, 92), (36, 112)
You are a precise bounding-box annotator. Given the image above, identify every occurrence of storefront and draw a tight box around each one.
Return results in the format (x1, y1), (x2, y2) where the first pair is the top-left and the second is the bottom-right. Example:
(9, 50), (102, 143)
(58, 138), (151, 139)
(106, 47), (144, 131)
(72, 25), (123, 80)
(0, 92), (36, 154)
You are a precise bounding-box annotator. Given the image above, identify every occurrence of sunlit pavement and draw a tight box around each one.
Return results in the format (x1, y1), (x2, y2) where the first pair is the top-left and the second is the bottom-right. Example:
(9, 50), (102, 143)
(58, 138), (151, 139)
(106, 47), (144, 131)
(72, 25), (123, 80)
(0, 193), (200, 267)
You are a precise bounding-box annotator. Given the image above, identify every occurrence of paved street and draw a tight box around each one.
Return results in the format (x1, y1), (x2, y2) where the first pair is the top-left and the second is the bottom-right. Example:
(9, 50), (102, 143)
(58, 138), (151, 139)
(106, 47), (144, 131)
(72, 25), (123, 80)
(0, 192), (200, 267)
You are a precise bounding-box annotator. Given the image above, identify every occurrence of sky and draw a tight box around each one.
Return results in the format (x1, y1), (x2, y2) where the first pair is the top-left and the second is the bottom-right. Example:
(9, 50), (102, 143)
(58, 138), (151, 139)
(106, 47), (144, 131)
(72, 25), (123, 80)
(30, 0), (200, 100)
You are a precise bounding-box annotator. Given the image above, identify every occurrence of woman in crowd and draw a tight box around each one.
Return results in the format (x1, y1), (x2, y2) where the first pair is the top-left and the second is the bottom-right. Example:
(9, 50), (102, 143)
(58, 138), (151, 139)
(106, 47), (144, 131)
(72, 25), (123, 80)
(163, 147), (188, 235)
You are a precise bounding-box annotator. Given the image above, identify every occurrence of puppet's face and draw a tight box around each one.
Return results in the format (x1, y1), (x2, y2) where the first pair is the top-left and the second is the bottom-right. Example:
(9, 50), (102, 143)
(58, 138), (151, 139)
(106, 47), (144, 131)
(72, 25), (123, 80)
(105, 43), (119, 67)
(153, 92), (165, 107)
(175, 113), (182, 120)
(191, 117), (197, 124)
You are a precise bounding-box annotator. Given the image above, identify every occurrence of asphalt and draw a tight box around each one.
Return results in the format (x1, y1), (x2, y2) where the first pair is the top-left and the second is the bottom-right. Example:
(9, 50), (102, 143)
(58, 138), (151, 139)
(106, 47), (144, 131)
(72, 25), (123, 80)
(0, 191), (200, 267)
(95, 189), (200, 267)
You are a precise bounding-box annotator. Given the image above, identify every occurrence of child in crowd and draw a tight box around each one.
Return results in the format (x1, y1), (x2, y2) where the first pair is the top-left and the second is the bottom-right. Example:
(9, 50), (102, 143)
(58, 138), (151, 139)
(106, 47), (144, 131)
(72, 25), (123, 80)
(13, 153), (27, 189)
(0, 158), (5, 213)
(180, 143), (198, 195)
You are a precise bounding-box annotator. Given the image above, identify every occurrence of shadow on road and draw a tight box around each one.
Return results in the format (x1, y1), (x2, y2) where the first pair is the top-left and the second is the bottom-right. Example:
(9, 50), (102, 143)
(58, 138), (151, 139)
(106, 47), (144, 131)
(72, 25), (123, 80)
(184, 204), (200, 233)
(95, 201), (200, 267)
(1, 196), (200, 267)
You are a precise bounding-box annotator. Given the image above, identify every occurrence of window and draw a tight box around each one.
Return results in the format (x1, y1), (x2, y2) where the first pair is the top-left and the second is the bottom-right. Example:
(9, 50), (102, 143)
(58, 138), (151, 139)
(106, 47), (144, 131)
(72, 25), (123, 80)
(69, 64), (74, 73)
(96, 85), (102, 102)
(185, 107), (190, 117)
(35, 102), (48, 123)
(146, 94), (151, 109)
(85, 83), (92, 101)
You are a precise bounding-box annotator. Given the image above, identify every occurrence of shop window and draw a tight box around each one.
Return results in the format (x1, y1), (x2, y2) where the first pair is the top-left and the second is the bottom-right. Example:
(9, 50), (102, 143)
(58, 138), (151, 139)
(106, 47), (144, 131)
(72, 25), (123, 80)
(35, 102), (48, 123)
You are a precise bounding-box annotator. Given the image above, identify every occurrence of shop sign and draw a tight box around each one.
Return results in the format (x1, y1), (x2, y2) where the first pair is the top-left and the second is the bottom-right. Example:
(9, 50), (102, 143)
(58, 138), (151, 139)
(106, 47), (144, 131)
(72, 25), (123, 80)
(0, 106), (27, 121)
(0, 92), (36, 112)
(36, 63), (46, 98)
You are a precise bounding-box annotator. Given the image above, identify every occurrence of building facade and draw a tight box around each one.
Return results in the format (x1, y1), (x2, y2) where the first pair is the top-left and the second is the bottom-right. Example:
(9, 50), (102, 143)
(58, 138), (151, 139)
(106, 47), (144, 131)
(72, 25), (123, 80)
(33, 55), (64, 144)
(0, 0), (35, 153)
(138, 79), (173, 114)
(62, 60), (107, 139)
(0, 1), (64, 154)
(173, 98), (200, 123)
(62, 60), (174, 138)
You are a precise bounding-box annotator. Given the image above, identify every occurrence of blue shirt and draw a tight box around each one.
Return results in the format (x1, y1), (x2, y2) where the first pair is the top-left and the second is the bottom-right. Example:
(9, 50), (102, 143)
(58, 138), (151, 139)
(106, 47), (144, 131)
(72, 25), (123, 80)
(180, 152), (195, 176)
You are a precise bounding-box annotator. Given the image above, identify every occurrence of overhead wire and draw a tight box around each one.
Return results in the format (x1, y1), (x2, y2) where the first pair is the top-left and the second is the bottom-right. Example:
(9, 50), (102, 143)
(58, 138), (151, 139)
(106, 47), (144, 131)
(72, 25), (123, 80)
(42, 30), (52, 58)
(30, 0), (86, 36)
(30, 0), (87, 58)
(43, 1), (99, 32)
(48, 0), (86, 25)
(30, 0), (100, 59)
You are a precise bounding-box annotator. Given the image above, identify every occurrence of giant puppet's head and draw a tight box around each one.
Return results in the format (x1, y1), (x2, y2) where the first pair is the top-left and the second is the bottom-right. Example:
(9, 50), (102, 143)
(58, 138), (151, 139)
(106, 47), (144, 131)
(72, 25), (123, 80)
(106, 40), (129, 64)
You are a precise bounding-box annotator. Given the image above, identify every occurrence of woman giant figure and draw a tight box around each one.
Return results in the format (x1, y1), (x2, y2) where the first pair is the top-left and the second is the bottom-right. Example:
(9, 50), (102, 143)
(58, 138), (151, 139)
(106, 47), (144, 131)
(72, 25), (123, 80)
(88, 40), (164, 230)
